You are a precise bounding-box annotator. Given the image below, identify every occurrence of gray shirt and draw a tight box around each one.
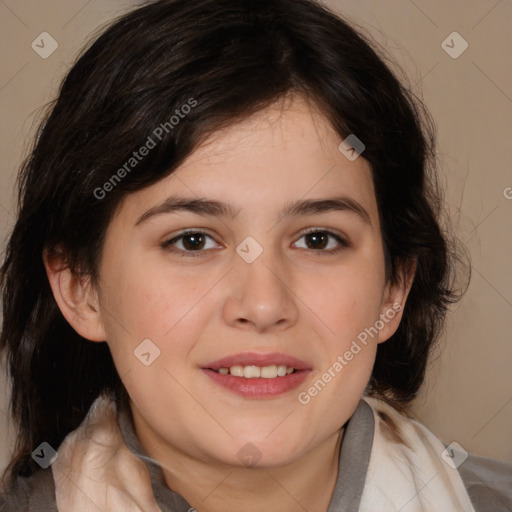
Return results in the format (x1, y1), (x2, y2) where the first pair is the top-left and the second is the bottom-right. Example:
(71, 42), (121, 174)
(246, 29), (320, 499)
(2, 399), (511, 511)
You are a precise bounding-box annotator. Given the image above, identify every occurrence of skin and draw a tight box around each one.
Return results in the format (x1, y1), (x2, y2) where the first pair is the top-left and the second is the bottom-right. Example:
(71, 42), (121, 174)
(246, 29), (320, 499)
(45, 94), (414, 511)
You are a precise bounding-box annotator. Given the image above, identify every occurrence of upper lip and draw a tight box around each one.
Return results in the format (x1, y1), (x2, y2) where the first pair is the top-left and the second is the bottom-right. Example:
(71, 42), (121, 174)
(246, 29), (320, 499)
(203, 352), (311, 371)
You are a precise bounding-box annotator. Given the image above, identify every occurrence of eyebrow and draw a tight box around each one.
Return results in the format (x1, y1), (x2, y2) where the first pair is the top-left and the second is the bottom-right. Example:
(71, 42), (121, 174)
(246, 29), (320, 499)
(135, 195), (371, 226)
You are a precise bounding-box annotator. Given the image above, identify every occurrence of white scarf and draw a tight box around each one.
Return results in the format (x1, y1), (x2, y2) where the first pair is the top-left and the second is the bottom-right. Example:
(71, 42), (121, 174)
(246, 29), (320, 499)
(51, 394), (475, 511)
(359, 396), (475, 512)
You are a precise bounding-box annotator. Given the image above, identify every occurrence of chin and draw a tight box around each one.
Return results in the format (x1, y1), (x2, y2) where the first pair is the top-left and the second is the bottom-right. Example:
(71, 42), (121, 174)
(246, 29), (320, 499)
(204, 434), (308, 469)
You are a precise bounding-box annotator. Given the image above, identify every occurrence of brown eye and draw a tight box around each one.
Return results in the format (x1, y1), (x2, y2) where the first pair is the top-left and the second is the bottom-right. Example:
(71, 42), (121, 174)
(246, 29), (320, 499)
(180, 233), (206, 251)
(305, 231), (329, 250)
(162, 231), (218, 256)
(294, 229), (348, 253)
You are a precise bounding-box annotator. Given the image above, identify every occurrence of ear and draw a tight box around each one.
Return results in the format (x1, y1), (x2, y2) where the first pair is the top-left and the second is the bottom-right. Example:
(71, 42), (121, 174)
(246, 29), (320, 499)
(377, 258), (416, 344)
(43, 247), (107, 342)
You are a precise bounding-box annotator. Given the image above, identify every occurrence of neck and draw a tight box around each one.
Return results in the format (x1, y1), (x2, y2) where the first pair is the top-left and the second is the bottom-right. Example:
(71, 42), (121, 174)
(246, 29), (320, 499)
(133, 415), (344, 512)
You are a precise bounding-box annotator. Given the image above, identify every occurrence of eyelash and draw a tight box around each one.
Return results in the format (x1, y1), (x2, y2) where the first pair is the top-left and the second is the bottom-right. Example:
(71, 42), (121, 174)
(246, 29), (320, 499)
(161, 228), (349, 258)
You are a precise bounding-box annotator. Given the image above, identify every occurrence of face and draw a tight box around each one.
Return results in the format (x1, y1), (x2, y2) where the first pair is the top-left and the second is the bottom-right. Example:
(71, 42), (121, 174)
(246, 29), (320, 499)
(86, 95), (404, 468)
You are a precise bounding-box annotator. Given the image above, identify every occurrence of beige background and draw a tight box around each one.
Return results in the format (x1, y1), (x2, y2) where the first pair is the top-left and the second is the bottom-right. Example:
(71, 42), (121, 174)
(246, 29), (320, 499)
(1, 0), (511, 475)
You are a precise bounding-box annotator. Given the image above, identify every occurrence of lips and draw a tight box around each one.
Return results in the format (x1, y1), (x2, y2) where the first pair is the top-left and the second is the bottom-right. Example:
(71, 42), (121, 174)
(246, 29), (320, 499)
(202, 352), (312, 398)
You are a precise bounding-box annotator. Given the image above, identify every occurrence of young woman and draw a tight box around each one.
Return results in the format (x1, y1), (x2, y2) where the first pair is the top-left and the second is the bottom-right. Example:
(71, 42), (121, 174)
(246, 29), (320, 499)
(1, 0), (511, 510)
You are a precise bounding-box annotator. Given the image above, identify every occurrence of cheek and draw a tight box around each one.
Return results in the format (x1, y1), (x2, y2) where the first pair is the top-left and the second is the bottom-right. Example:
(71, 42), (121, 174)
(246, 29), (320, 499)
(98, 266), (212, 420)
(305, 263), (384, 345)
(99, 255), (220, 377)
(102, 254), (201, 336)
(295, 266), (382, 427)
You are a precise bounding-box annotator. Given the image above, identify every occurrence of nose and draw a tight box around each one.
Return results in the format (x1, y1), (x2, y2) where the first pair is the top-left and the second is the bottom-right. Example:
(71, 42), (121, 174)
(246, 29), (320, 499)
(222, 249), (299, 333)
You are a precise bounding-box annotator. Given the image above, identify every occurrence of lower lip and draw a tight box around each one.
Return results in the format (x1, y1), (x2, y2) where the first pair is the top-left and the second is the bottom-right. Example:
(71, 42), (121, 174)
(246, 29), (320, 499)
(202, 369), (311, 398)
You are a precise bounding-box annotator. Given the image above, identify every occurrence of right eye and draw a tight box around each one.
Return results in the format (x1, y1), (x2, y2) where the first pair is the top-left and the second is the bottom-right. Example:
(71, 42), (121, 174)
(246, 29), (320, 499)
(161, 230), (220, 257)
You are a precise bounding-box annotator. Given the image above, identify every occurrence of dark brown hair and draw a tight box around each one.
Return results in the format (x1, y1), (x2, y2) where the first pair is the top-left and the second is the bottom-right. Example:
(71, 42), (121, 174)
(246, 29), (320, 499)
(0, 0), (466, 488)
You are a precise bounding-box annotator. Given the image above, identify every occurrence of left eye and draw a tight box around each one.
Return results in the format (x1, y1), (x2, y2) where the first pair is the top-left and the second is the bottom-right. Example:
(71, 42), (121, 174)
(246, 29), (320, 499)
(162, 229), (348, 256)
(293, 229), (347, 252)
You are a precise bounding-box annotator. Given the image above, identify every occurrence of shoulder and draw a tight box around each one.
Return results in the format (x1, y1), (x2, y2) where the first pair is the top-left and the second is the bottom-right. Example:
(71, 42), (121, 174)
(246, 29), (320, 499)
(458, 452), (512, 512)
(0, 469), (57, 512)
(362, 395), (512, 511)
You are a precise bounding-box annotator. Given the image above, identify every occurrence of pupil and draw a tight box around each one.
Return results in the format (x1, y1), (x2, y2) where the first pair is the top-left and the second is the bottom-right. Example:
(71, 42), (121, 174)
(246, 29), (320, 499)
(184, 234), (204, 250)
(307, 232), (327, 249)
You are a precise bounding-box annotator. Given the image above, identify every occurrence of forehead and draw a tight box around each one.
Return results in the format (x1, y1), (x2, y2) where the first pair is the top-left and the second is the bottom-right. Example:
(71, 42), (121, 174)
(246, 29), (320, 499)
(114, 95), (379, 227)
(184, 95), (365, 174)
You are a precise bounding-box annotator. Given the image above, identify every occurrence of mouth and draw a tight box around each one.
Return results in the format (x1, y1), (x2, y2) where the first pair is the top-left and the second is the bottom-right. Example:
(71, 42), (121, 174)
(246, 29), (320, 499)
(202, 352), (311, 398)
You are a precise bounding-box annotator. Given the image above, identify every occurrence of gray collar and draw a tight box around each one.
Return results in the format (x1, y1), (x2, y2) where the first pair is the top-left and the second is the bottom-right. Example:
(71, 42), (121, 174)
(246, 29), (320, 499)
(118, 399), (374, 511)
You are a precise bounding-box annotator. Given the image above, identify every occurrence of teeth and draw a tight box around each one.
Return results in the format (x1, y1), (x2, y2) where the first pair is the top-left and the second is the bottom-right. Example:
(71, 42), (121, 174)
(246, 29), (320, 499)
(230, 365), (244, 377)
(277, 365), (287, 376)
(216, 365), (296, 378)
(260, 365), (277, 378)
(244, 365), (261, 378)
